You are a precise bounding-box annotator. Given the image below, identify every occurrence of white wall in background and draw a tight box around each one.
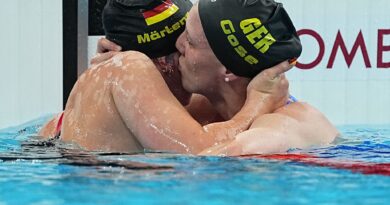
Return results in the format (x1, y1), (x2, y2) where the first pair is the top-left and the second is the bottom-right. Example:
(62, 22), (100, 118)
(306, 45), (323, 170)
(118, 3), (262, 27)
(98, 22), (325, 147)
(88, 0), (390, 125)
(88, 36), (101, 66)
(280, 0), (390, 125)
(0, 0), (62, 129)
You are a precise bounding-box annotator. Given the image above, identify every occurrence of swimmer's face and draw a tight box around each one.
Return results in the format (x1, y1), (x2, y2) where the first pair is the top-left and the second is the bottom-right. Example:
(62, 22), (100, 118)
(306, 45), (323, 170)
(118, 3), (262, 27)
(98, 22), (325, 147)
(175, 4), (225, 95)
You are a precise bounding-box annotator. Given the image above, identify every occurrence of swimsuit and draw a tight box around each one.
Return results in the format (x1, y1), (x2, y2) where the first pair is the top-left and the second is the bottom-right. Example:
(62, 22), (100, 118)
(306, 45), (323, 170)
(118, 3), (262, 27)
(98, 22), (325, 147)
(54, 112), (64, 139)
(287, 95), (298, 105)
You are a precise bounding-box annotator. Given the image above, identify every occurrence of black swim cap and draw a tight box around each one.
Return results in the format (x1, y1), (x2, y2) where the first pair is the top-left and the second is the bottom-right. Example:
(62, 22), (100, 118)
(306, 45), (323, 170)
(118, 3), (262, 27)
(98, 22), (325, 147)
(198, 0), (302, 78)
(103, 0), (192, 58)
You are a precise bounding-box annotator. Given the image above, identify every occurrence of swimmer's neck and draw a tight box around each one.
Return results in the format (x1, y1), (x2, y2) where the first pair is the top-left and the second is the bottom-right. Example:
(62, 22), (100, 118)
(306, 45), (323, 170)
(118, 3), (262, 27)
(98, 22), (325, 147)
(202, 80), (248, 120)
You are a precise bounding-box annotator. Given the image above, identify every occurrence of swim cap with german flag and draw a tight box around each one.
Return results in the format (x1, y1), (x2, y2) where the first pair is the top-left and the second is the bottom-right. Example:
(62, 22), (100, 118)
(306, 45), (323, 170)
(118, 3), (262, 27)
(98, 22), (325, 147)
(198, 0), (302, 78)
(103, 0), (192, 58)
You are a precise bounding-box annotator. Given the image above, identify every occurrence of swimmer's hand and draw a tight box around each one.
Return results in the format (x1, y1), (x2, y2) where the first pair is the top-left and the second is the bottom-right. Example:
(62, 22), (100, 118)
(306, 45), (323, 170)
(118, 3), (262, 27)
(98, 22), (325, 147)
(90, 38), (122, 65)
(247, 61), (292, 111)
(97, 37), (121, 53)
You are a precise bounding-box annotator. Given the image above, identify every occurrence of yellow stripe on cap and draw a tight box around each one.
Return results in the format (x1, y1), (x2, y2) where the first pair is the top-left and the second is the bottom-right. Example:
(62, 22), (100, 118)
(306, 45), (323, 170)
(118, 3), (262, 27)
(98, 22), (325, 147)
(145, 4), (179, 26)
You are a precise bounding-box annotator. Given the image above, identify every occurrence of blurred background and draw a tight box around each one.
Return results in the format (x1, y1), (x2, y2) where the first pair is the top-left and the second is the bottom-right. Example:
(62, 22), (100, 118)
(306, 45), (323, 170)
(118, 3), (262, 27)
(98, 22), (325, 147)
(0, 0), (389, 129)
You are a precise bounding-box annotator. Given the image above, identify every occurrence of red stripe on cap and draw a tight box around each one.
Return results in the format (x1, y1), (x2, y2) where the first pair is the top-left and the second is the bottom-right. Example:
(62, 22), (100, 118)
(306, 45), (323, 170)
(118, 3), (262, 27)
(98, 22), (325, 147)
(142, 0), (174, 19)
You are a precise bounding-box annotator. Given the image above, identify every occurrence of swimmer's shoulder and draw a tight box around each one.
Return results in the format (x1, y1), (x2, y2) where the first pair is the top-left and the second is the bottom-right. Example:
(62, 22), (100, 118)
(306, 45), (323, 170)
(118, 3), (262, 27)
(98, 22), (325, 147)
(120, 51), (154, 65)
(104, 51), (155, 73)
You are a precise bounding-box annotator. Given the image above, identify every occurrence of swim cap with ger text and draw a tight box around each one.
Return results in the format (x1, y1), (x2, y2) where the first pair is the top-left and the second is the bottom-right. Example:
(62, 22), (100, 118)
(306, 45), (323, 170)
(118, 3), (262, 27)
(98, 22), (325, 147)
(199, 0), (302, 78)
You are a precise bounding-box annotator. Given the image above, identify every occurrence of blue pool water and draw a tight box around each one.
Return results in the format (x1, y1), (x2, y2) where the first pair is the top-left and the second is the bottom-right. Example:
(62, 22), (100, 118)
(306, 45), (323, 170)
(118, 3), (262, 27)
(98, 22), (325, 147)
(0, 116), (389, 205)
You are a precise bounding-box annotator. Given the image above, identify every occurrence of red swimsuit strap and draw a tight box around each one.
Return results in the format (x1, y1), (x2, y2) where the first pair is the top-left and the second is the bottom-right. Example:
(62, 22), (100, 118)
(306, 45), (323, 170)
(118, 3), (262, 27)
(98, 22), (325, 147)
(54, 112), (64, 138)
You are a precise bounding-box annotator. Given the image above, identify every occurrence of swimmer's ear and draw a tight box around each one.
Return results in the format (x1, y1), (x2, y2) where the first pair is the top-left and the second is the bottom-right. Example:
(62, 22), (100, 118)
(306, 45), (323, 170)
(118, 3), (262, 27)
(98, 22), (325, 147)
(223, 70), (239, 82)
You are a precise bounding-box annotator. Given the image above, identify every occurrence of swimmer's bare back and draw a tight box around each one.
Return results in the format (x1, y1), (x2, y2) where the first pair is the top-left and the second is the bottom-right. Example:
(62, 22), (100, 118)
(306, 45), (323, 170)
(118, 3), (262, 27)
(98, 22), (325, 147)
(38, 52), (152, 152)
(40, 51), (156, 152)
(60, 52), (148, 152)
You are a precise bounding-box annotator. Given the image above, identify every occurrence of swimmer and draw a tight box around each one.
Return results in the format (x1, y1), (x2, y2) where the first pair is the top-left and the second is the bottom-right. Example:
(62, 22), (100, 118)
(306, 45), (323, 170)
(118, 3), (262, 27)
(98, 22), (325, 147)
(38, 0), (291, 154)
(174, 0), (339, 155)
(66, 0), (338, 156)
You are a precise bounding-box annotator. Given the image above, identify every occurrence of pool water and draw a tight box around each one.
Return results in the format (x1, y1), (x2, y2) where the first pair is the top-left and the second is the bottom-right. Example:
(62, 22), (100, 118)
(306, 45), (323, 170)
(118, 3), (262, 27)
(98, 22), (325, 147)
(0, 116), (389, 205)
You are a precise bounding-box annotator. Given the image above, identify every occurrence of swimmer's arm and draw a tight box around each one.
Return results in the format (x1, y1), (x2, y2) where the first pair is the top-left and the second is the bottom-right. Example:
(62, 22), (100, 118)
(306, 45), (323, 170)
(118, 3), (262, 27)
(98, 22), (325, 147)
(111, 52), (283, 154)
(111, 54), (230, 153)
(198, 127), (294, 156)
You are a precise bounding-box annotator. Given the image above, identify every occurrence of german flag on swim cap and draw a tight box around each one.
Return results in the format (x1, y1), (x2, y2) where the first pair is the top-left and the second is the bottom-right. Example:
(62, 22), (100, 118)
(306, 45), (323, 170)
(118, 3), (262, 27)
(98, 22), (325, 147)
(103, 0), (192, 58)
(142, 0), (179, 26)
(198, 0), (302, 78)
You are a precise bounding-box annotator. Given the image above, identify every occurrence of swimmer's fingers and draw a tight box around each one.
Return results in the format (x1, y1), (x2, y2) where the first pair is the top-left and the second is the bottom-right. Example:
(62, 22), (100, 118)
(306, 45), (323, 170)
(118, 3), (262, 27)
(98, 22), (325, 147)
(264, 61), (293, 80)
(97, 37), (121, 53)
(90, 51), (118, 65)
(247, 60), (291, 109)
